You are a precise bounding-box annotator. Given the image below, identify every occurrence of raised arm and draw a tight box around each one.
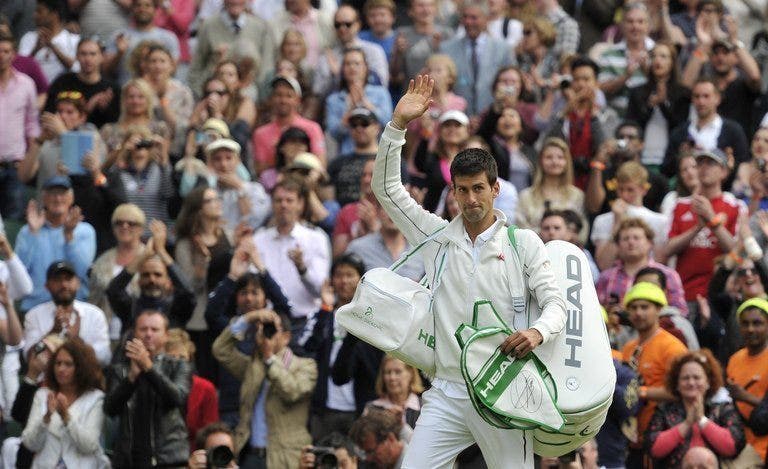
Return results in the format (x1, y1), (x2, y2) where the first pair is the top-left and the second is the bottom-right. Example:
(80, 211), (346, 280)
(373, 75), (447, 246)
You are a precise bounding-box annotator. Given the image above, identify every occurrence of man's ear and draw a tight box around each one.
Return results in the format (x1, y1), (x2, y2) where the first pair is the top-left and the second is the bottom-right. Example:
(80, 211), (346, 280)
(492, 180), (500, 198)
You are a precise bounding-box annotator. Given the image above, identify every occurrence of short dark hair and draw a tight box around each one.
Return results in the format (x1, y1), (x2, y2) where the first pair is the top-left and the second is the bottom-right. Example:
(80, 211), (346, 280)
(38, 0), (66, 19)
(317, 432), (357, 457)
(273, 177), (305, 199)
(615, 120), (642, 138)
(635, 266), (667, 290)
(570, 56), (599, 77)
(542, 209), (582, 234)
(693, 78), (721, 95)
(349, 407), (403, 446)
(234, 272), (264, 295)
(332, 253), (366, 277)
(195, 421), (234, 450)
(0, 30), (15, 50)
(450, 148), (498, 185)
(46, 338), (104, 395)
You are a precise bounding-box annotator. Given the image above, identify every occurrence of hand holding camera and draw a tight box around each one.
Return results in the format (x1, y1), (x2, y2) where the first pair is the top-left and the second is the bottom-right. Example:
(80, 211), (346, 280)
(187, 444), (236, 469)
(299, 445), (339, 469)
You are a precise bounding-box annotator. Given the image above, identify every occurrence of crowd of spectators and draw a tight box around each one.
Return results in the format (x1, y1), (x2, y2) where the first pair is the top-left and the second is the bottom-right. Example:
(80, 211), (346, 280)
(3, 0), (768, 466)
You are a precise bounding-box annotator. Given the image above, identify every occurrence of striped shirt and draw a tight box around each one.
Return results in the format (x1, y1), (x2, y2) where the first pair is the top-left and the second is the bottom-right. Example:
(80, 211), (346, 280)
(598, 38), (655, 116)
(0, 70), (40, 162)
(116, 162), (174, 231)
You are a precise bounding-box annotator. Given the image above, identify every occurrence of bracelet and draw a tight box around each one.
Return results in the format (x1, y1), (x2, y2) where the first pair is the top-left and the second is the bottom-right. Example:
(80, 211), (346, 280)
(728, 250), (744, 265)
(707, 213), (726, 228)
(693, 48), (708, 60)
(589, 161), (606, 171)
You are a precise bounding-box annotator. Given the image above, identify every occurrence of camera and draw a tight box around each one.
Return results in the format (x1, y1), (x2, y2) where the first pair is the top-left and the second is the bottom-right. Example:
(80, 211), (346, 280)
(135, 138), (156, 149)
(262, 321), (277, 339)
(616, 139), (628, 150)
(500, 85), (516, 96)
(310, 446), (338, 469)
(559, 75), (572, 90)
(757, 158), (767, 173)
(206, 445), (234, 469)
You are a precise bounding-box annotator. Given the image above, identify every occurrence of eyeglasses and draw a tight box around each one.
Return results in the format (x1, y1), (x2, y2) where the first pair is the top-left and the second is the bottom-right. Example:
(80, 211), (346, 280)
(205, 89), (228, 97)
(349, 120), (371, 129)
(334, 21), (355, 29)
(113, 220), (142, 227)
(737, 267), (756, 277)
(57, 90), (84, 101)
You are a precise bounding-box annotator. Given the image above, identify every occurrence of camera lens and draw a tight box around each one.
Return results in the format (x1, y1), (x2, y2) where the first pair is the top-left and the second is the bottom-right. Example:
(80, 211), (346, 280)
(316, 452), (338, 468)
(207, 445), (234, 468)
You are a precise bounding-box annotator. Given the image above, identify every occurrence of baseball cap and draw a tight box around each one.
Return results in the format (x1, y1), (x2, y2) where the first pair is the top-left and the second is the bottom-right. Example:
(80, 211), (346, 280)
(439, 110), (469, 126)
(349, 107), (377, 122)
(202, 118), (230, 138)
(46, 260), (76, 279)
(270, 75), (302, 97)
(288, 152), (324, 173)
(712, 38), (736, 51)
(205, 138), (241, 157)
(737, 297), (768, 319)
(43, 175), (72, 191)
(623, 282), (668, 308)
(694, 148), (728, 167)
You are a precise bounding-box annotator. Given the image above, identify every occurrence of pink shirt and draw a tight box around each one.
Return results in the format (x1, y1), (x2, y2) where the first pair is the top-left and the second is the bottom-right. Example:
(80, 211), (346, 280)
(154, 0), (196, 63)
(252, 115), (326, 171)
(287, 9), (323, 67)
(0, 70), (40, 162)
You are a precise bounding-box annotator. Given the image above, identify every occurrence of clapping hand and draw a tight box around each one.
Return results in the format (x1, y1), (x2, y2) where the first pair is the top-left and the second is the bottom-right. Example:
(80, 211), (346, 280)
(392, 75), (435, 130)
(126, 338), (153, 381)
(26, 200), (45, 234)
(63, 206), (83, 242)
(288, 244), (307, 275)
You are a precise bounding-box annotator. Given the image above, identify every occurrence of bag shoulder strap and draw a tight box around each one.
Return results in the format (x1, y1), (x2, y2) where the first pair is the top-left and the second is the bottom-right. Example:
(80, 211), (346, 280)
(390, 225), (447, 272)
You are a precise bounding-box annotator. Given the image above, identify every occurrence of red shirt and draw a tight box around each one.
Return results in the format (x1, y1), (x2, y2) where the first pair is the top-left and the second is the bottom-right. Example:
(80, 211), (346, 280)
(252, 116), (326, 171)
(668, 193), (746, 300)
(186, 375), (219, 449)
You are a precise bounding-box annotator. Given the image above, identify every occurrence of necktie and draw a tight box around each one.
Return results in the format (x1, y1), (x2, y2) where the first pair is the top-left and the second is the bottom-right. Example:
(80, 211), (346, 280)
(470, 38), (479, 112)
(233, 21), (241, 35)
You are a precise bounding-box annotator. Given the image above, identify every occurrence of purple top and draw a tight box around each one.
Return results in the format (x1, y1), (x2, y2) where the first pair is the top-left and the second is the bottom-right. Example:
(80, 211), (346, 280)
(13, 55), (49, 94)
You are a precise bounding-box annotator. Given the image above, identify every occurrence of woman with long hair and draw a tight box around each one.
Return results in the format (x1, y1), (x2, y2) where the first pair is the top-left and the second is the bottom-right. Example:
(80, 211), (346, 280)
(174, 186), (232, 379)
(189, 77), (251, 156)
(478, 104), (536, 192)
(142, 43), (194, 158)
(517, 17), (560, 86)
(325, 47), (392, 155)
(660, 152), (700, 218)
(215, 59), (257, 129)
(516, 138), (586, 235)
(100, 78), (171, 156)
(626, 41), (691, 169)
(366, 355), (425, 431)
(21, 338), (107, 469)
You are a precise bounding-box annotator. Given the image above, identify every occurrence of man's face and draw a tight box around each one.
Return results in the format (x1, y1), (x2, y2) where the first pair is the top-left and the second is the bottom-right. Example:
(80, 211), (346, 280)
(76, 41), (103, 74)
(409, 0), (436, 23)
(461, 5), (487, 39)
(350, 118), (379, 148)
(616, 126), (644, 159)
(366, 7), (394, 35)
(209, 149), (239, 175)
(139, 258), (171, 298)
(57, 102), (85, 130)
(739, 307), (768, 351)
(617, 227), (652, 262)
(360, 160), (375, 197)
(46, 273), (79, 306)
(284, 0), (310, 15)
(622, 8), (649, 43)
(452, 173), (499, 224)
(224, 0), (246, 16)
(33, 4), (53, 28)
(135, 312), (168, 355)
(332, 264), (361, 304)
(695, 157), (726, 188)
(236, 282), (266, 313)
(692, 82), (721, 120)
(334, 6), (360, 44)
(0, 40), (15, 72)
(360, 432), (399, 468)
(132, 0), (156, 25)
(43, 188), (74, 218)
(539, 215), (569, 243)
(617, 181), (646, 206)
(627, 299), (660, 333)
(272, 187), (304, 227)
(710, 46), (736, 75)
(270, 84), (300, 118)
(571, 65), (597, 95)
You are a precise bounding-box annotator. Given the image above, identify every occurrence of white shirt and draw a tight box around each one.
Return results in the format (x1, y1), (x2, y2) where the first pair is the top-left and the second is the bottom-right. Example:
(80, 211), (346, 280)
(18, 29), (81, 83)
(688, 114), (724, 151)
(23, 300), (111, 365)
(590, 205), (669, 246)
(253, 223), (331, 319)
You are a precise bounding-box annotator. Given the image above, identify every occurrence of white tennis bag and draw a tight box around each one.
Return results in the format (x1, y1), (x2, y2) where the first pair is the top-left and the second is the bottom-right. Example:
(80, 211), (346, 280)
(336, 228), (447, 376)
(530, 240), (616, 457)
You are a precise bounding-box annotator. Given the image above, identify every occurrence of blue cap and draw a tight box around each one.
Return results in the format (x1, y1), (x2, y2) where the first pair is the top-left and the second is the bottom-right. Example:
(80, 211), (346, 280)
(43, 175), (72, 190)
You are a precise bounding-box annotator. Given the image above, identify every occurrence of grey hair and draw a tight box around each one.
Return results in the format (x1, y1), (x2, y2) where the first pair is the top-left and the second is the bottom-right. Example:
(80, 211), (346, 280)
(623, 1), (650, 17)
(461, 0), (490, 16)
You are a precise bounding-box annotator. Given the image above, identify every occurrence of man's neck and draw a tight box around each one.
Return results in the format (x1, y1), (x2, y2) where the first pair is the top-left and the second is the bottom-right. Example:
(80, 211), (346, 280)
(133, 21), (153, 32)
(622, 256), (648, 277)
(274, 112), (296, 127)
(700, 184), (722, 200)
(354, 143), (377, 154)
(0, 67), (12, 86)
(77, 70), (101, 84)
(381, 230), (406, 256)
(276, 221), (296, 236)
(748, 341), (768, 356)
(637, 323), (659, 344)
(626, 37), (646, 51)
(465, 215), (497, 243)
(715, 69), (737, 87)
(696, 111), (718, 128)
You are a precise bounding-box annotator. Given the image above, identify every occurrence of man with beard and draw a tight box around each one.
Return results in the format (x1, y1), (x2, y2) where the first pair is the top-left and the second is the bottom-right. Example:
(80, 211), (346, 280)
(106, 220), (195, 332)
(22, 260), (111, 365)
(103, 0), (180, 84)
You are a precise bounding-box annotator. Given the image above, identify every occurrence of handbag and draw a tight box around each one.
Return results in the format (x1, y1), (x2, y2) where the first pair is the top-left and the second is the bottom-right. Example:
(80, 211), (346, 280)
(336, 226), (448, 375)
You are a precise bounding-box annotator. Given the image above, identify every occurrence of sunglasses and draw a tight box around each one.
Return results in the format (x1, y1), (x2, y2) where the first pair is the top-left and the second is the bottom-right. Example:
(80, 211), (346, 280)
(113, 220), (142, 227)
(57, 90), (84, 101)
(349, 120), (372, 129)
(334, 21), (355, 29)
(205, 89), (228, 97)
(737, 267), (757, 277)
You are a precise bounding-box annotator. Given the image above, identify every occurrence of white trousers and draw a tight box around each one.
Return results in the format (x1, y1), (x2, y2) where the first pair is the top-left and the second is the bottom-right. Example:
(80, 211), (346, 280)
(401, 385), (534, 469)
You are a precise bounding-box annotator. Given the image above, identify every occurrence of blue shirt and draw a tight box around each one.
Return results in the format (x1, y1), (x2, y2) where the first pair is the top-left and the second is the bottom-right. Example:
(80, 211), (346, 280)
(324, 85), (392, 155)
(15, 221), (96, 311)
(358, 30), (396, 61)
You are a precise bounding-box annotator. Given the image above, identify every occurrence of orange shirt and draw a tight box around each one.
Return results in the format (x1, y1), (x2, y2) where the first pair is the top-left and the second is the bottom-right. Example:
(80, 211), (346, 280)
(622, 329), (688, 439)
(727, 347), (768, 460)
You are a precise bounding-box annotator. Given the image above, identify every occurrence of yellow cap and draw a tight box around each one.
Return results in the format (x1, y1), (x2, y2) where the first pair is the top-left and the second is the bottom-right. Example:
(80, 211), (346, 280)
(736, 297), (768, 319)
(623, 282), (668, 308)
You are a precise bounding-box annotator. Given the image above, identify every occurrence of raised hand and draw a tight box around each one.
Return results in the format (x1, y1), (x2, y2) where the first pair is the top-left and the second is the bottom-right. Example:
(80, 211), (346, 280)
(149, 219), (168, 253)
(320, 280), (335, 307)
(26, 200), (46, 234)
(392, 75), (435, 129)
(0, 235), (12, 260)
(63, 205), (83, 242)
(228, 245), (251, 280)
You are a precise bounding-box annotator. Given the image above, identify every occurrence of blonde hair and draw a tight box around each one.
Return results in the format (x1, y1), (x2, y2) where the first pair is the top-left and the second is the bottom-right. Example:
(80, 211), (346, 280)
(374, 355), (425, 397)
(111, 203), (147, 227)
(616, 161), (649, 186)
(364, 0), (396, 15)
(280, 29), (307, 63)
(426, 53), (458, 90)
(531, 137), (574, 198)
(166, 328), (196, 361)
(524, 16), (557, 48)
(120, 78), (157, 122)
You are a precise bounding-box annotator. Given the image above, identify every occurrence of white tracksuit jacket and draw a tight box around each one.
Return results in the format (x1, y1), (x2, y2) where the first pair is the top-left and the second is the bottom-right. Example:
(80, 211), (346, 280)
(372, 123), (567, 385)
